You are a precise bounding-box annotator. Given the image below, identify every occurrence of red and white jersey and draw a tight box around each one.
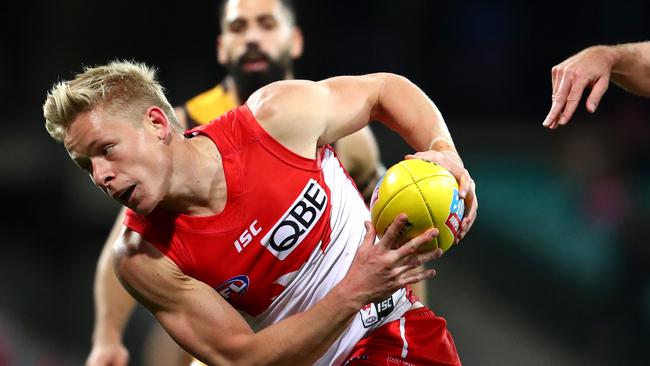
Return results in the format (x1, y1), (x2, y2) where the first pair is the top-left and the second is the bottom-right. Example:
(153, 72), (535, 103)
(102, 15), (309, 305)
(125, 105), (414, 365)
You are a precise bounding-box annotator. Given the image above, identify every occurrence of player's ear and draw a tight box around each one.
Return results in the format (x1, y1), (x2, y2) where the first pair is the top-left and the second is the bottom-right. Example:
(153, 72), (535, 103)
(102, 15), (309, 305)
(217, 35), (227, 65)
(290, 26), (304, 59)
(146, 106), (171, 140)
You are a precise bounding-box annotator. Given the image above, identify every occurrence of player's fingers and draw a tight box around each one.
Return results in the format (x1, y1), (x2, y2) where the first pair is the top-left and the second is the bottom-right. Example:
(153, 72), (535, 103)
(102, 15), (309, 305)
(419, 153), (468, 189)
(459, 210), (476, 240)
(459, 182), (477, 240)
(360, 221), (377, 246)
(543, 69), (573, 128)
(457, 172), (472, 199)
(459, 209), (476, 239)
(399, 268), (438, 287)
(395, 229), (438, 259)
(394, 248), (442, 274)
(558, 75), (590, 126)
(545, 65), (561, 128)
(586, 75), (610, 113)
(379, 214), (408, 249)
(454, 188), (473, 243)
(551, 64), (560, 95)
(406, 151), (448, 162)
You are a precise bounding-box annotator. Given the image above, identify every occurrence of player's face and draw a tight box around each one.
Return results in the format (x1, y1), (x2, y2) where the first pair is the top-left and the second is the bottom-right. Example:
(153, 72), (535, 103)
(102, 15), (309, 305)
(64, 108), (171, 215)
(218, 0), (301, 74)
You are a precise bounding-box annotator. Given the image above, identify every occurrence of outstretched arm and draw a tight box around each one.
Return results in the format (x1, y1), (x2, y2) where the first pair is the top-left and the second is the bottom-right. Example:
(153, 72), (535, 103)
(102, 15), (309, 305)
(114, 217), (441, 366)
(543, 41), (650, 129)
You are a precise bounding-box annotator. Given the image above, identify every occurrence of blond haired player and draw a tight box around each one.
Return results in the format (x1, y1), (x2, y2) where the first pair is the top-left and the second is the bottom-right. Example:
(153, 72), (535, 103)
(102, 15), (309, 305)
(44, 60), (477, 365)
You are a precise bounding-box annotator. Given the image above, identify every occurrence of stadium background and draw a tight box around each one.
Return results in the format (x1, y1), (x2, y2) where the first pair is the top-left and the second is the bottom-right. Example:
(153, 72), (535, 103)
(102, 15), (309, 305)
(1, 0), (649, 364)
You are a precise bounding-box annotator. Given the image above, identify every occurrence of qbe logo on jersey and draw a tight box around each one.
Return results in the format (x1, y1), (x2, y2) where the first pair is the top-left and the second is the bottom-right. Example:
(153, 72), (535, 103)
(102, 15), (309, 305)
(261, 178), (327, 260)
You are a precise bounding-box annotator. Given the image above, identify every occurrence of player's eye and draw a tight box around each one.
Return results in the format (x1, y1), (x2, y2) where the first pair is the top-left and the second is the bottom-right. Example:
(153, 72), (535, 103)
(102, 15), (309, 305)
(229, 19), (246, 33)
(258, 16), (277, 30)
(103, 144), (115, 156)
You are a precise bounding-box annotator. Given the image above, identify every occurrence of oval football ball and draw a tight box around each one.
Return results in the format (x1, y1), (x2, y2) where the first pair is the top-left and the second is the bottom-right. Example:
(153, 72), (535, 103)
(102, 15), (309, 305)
(369, 159), (464, 252)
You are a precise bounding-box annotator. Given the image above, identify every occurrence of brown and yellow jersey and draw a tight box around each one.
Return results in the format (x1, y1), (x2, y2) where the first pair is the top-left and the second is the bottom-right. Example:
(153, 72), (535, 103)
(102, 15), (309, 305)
(184, 83), (238, 126)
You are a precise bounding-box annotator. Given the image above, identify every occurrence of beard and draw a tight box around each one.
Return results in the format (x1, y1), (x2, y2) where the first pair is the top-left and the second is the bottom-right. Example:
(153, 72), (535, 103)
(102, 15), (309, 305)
(227, 44), (293, 103)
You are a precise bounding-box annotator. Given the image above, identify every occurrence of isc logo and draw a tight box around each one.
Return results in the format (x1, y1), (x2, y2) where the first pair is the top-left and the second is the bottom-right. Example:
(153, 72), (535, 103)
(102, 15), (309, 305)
(215, 275), (249, 300)
(359, 290), (400, 328)
(261, 179), (327, 260)
(234, 220), (262, 253)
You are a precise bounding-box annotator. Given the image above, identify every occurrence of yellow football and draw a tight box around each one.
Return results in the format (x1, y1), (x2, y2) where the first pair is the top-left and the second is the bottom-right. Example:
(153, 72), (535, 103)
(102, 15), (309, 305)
(369, 159), (464, 252)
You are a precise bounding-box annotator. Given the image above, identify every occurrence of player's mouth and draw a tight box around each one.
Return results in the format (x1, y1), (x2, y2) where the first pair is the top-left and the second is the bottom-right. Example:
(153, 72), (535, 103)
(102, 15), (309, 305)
(115, 185), (136, 205)
(242, 59), (269, 72)
(239, 48), (271, 73)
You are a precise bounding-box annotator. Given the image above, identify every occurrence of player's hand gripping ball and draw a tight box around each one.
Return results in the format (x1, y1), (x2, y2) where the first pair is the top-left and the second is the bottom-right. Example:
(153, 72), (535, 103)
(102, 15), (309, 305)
(370, 159), (465, 252)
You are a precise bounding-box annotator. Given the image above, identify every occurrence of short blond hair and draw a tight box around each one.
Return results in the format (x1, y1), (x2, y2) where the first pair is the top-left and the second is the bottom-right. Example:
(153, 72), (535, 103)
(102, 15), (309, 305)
(44, 60), (179, 142)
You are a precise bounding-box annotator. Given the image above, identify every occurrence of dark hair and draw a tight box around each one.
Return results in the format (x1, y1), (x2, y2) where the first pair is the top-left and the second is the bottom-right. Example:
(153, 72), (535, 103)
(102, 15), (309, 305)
(218, 0), (297, 31)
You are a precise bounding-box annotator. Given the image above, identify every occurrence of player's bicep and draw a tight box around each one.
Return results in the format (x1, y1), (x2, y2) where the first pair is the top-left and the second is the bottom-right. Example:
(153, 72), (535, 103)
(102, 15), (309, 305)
(247, 80), (329, 155)
(248, 75), (385, 151)
(113, 230), (253, 364)
(316, 74), (392, 145)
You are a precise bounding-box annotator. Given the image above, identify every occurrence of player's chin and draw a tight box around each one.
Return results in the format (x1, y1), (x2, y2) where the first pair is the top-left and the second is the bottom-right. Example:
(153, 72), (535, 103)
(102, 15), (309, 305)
(127, 197), (156, 216)
(130, 206), (154, 216)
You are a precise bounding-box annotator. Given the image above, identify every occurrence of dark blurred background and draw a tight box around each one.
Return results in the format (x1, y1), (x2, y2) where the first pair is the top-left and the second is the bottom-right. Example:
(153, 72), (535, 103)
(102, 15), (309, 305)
(1, 0), (649, 365)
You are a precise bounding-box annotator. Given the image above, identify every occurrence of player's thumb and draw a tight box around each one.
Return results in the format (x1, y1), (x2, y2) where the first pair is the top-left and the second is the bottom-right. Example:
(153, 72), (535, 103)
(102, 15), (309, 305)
(363, 221), (377, 243)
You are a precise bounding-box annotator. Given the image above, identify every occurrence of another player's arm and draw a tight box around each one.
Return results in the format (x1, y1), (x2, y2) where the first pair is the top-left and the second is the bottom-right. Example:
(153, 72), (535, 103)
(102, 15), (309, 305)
(544, 41), (650, 129)
(86, 208), (133, 366)
(609, 41), (650, 96)
(250, 74), (477, 240)
(334, 127), (384, 202)
(114, 219), (441, 366)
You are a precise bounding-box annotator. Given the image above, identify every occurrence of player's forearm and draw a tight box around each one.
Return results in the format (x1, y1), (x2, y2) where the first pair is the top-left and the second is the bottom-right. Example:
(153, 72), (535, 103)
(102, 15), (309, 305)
(372, 73), (457, 154)
(245, 284), (361, 365)
(190, 283), (363, 366)
(92, 208), (136, 344)
(609, 41), (650, 97)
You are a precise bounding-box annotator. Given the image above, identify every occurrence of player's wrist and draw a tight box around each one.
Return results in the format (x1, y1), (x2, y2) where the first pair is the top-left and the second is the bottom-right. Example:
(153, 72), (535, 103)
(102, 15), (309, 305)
(329, 278), (370, 312)
(427, 138), (463, 164)
(91, 326), (123, 346)
(593, 45), (621, 70)
(427, 136), (454, 152)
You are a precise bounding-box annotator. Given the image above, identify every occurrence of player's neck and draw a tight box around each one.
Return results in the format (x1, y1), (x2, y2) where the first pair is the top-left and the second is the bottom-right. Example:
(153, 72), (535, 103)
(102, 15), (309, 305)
(160, 135), (227, 216)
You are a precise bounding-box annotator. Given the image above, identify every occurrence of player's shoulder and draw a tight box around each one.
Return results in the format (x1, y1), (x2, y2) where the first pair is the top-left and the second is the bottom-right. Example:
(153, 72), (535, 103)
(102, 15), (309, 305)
(247, 79), (325, 121)
(113, 227), (184, 287)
